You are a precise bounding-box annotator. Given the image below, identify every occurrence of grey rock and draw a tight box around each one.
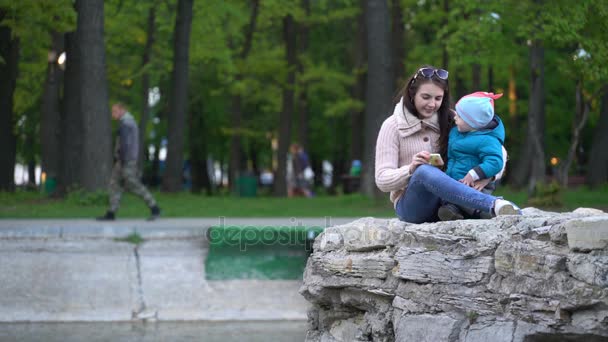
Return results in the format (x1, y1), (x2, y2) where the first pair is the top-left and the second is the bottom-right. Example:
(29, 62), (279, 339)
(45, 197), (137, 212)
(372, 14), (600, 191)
(566, 216), (608, 251)
(394, 314), (462, 342)
(462, 321), (514, 342)
(567, 252), (608, 287)
(571, 306), (608, 332)
(394, 248), (494, 284)
(301, 209), (608, 341)
(512, 320), (552, 341)
(317, 227), (344, 252)
(312, 250), (395, 279)
(325, 315), (364, 342)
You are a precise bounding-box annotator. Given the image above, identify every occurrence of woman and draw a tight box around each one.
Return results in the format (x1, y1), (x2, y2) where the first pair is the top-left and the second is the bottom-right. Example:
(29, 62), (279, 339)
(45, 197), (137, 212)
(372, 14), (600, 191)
(374, 66), (521, 223)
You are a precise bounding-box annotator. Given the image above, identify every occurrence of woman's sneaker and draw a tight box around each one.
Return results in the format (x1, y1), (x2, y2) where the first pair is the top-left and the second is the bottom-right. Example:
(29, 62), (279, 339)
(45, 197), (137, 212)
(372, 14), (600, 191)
(493, 199), (522, 216)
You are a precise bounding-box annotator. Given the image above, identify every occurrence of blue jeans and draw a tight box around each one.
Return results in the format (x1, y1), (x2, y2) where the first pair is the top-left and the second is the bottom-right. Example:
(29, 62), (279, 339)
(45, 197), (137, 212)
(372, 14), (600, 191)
(395, 164), (497, 223)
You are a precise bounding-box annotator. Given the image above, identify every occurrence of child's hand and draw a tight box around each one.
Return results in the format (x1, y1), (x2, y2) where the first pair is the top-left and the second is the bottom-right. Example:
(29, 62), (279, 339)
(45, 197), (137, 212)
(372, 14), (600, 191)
(460, 173), (475, 187)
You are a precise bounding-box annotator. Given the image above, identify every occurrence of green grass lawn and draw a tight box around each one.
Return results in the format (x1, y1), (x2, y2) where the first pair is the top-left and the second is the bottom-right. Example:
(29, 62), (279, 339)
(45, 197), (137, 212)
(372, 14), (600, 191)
(0, 185), (606, 218)
(0, 191), (395, 218)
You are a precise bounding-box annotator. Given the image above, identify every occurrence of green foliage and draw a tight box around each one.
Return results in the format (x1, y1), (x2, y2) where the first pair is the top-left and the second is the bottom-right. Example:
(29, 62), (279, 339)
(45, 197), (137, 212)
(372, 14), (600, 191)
(1, 0), (76, 151)
(114, 232), (145, 245)
(0, 0), (76, 37)
(65, 188), (109, 206)
(5, 0), (608, 189)
(466, 311), (479, 324)
(527, 181), (563, 208)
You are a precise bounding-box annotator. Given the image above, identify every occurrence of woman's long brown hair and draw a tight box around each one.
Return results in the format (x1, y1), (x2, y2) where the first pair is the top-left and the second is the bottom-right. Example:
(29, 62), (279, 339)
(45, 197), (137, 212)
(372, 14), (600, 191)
(394, 65), (452, 158)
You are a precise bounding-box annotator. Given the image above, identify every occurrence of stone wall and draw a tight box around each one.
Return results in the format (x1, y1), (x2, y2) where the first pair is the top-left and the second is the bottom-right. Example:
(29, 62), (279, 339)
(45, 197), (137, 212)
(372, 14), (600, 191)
(300, 208), (608, 342)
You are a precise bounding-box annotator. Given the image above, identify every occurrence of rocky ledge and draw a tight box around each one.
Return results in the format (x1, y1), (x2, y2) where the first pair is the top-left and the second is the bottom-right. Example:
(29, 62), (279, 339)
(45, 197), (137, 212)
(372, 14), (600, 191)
(300, 208), (608, 342)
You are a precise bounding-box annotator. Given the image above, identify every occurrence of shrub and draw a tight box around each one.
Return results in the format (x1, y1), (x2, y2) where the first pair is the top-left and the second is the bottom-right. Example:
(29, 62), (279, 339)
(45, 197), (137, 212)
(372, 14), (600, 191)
(527, 181), (563, 208)
(66, 186), (109, 206)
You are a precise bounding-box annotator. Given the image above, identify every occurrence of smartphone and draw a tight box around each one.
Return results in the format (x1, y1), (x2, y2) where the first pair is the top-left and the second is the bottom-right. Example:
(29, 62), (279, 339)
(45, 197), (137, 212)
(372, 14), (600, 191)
(429, 153), (444, 166)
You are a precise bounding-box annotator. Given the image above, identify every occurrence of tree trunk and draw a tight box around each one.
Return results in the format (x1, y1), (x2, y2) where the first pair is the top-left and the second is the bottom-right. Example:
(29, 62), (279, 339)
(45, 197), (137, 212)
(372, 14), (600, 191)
(587, 84), (608, 186)
(0, 15), (19, 192)
(512, 40), (546, 192)
(40, 32), (64, 188)
(297, 0), (310, 151)
(454, 71), (466, 101)
(138, 4), (157, 175)
(361, 0), (393, 198)
(76, 0), (112, 192)
(151, 138), (161, 187)
(58, 31), (82, 194)
(250, 142), (260, 177)
(442, 0), (451, 103)
(229, 98), (243, 193)
(350, 0), (367, 163)
(557, 81), (590, 187)
(162, 0), (193, 192)
(508, 65), (518, 132)
(442, 0), (449, 72)
(391, 0), (404, 88)
(471, 63), (481, 91)
(274, 14), (297, 197)
(488, 65), (494, 92)
(27, 160), (36, 188)
(229, 0), (259, 192)
(189, 107), (212, 195)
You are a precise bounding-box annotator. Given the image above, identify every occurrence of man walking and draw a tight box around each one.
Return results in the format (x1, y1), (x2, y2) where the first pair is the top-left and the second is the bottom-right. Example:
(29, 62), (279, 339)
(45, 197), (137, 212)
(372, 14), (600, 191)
(97, 103), (161, 221)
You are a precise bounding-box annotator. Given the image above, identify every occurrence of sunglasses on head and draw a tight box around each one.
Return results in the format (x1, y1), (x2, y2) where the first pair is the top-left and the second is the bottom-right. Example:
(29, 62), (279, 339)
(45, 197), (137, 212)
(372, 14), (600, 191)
(415, 67), (449, 80)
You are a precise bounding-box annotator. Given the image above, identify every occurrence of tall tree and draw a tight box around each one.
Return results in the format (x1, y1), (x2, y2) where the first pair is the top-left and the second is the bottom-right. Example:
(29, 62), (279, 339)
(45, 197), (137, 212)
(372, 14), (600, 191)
(58, 31), (81, 194)
(350, 0), (367, 163)
(361, 0), (392, 198)
(229, 0), (259, 193)
(162, 0), (193, 192)
(512, 38), (546, 192)
(189, 103), (212, 195)
(138, 4), (157, 175)
(274, 14), (297, 197)
(542, 0), (608, 186)
(76, 0), (112, 191)
(471, 63), (481, 91)
(40, 32), (64, 190)
(0, 11), (19, 192)
(58, 31), (84, 194)
(588, 85), (608, 186)
(391, 0), (405, 88)
(297, 0), (310, 151)
(442, 0), (449, 72)
(556, 80), (592, 186)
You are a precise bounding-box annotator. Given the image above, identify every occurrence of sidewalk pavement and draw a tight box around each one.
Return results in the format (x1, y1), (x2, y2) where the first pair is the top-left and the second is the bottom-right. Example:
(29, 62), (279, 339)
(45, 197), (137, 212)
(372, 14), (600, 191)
(0, 217), (359, 239)
(0, 217), (359, 322)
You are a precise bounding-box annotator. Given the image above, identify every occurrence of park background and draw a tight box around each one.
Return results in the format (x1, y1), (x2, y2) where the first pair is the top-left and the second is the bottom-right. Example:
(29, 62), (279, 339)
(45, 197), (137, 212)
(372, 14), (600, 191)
(1, 0), (608, 218)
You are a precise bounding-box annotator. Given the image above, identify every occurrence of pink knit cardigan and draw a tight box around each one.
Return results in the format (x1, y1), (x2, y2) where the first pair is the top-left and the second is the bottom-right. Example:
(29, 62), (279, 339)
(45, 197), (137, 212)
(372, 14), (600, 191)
(374, 98), (441, 206)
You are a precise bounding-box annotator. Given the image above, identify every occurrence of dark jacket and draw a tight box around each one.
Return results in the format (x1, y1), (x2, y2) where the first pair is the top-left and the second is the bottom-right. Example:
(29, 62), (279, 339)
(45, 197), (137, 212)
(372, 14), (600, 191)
(117, 112), (139, 162)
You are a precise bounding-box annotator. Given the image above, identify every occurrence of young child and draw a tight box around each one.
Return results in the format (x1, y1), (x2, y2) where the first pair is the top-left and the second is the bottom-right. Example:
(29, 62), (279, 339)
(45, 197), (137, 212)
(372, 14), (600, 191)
(438, 92), (511, 221)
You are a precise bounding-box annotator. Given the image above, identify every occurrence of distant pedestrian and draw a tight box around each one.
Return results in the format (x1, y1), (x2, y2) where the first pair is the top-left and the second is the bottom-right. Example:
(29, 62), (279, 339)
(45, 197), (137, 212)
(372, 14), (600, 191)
(97, 103), (161, 221)
(288, 143), (313, 198)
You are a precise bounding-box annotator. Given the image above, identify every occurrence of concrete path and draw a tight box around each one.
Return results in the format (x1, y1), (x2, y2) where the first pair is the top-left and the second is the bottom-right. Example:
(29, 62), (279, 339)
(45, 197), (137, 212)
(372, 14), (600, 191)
(0, 321), (308, 342)
(0, 218), (358, 323)
(0, 217), (357, 238)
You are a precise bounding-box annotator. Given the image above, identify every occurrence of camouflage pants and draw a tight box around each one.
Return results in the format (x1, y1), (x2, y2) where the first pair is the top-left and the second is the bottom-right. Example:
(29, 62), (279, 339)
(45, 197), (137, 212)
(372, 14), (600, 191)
(109, 160), (157, 212)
